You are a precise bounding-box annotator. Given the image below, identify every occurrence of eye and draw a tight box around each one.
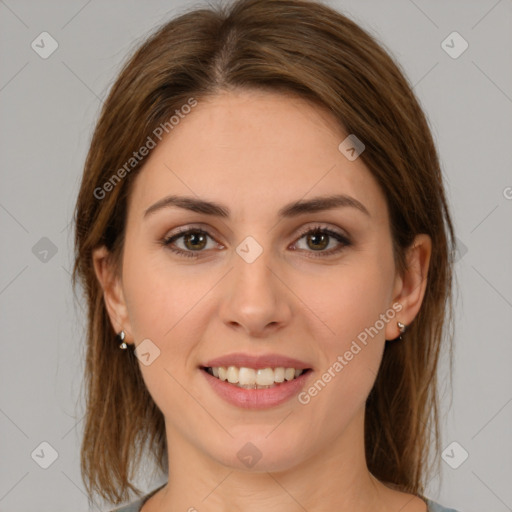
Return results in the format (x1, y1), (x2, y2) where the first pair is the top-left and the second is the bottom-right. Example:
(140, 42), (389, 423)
(161, 227), (220, 258)
(160, 224), (351, 259)
(291, 224), (351, 258)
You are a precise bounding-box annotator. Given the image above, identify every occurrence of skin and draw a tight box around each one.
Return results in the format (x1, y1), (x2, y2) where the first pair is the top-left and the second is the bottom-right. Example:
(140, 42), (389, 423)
(93, 89), (432, 512)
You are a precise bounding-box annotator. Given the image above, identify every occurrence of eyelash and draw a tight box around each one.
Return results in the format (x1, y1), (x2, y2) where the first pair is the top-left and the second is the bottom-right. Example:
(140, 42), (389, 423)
(161, 224), (351, 259)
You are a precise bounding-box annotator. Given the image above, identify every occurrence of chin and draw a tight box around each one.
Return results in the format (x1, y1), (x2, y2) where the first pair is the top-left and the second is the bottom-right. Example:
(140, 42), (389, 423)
(205, 429), (310, 473)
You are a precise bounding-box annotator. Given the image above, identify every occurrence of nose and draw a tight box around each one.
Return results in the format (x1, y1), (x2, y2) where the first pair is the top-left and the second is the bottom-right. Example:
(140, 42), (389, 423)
(218, 249), (292, 338)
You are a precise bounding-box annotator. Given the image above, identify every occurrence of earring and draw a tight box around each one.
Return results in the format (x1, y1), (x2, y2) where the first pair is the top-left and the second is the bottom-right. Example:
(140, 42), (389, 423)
(117, 330), (127, 349)
(397, 321), (406, 341)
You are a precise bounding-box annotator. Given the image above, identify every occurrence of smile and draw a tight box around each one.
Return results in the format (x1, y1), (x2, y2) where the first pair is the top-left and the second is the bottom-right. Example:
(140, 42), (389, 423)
(203, 366), (311, 389)
(200, 366), (313, 409)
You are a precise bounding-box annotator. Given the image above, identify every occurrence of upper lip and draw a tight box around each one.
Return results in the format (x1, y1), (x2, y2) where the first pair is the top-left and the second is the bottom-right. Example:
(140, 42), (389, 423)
(202, 352), (312, 370)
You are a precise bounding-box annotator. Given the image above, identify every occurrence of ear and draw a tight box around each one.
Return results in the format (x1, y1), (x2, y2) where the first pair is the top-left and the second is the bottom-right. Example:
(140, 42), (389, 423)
(385, 234), (432, 340)
(92, 245), (134, 345)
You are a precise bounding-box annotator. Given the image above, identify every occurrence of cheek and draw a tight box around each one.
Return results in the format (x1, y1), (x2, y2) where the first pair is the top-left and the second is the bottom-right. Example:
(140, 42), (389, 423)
(122, 242), (200, 340)
(121, 245), (213, 405)
(300, 274), (389, 425)
(121, 249), (201, 411)
(303, 259), (393, 346)
(297, 253), (393, 402)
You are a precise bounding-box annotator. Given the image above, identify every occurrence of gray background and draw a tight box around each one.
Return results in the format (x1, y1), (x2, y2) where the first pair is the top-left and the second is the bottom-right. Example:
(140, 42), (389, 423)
(1, 0), (511, 511)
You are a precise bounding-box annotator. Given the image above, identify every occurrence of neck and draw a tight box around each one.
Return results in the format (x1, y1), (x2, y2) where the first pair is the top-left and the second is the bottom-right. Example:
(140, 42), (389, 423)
(149, 407), (389, 512)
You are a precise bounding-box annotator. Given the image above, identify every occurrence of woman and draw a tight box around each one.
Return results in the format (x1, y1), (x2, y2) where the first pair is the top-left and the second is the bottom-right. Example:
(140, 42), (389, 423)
(72, 0), (460, 511)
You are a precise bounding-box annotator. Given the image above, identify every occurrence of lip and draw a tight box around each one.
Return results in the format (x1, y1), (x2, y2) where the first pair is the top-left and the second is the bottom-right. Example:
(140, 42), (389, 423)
(200, 367), (313, 409)
(202, 352), (312, 370)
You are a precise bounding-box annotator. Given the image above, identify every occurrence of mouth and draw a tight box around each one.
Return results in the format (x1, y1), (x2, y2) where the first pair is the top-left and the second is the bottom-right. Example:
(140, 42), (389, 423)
(201, 366), (313, 389)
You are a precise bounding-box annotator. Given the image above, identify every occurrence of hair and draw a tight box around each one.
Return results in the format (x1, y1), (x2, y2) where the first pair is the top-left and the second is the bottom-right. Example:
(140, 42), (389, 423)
(72, 0), (456, 505)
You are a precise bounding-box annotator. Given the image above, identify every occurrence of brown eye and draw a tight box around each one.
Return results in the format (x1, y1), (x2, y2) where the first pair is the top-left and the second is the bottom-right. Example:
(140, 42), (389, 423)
(162, 225), (351, 260)
(182, 231), (208, 251)
(292, 226), (351, 258)
(305, 231), (330, 251)
(162, 228), (217, 258)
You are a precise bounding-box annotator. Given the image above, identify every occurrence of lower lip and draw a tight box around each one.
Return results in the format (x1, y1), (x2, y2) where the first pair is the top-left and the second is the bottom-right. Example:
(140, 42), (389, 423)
(201, 368), (312, 409)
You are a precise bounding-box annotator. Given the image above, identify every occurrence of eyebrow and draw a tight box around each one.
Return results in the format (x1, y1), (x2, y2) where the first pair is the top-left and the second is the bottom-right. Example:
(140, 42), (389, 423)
(143, 193), (370, 219)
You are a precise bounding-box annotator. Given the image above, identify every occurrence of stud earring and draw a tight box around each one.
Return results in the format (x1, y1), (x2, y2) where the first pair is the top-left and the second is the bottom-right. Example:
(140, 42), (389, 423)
(397, 321), (406, 341)
(117, 330), (127, 349)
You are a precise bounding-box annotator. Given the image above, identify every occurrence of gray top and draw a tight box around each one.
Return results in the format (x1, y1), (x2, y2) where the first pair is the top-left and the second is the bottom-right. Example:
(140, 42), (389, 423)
(108, 485), (462, 512)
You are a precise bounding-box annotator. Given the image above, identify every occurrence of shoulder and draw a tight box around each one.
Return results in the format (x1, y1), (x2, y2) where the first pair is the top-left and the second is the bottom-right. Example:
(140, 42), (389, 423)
(108, 484), (166, 512)
(108, 497), (145, 512)
(107, 491), (461, 512)
(425, 498), (462, 512)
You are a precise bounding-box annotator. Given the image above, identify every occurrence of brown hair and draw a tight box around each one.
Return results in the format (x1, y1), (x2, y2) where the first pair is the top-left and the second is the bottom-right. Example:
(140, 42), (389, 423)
(72, 0), (456, 505)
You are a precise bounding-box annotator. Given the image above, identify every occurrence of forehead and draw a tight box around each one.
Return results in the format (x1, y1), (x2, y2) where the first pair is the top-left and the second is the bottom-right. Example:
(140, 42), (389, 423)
(127, 89), (387, 224)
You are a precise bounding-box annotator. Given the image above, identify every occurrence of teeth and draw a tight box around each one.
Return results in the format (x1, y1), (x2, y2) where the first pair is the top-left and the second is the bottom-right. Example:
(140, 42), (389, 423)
(284, 368), (295, 381)
(206, 366), (306, 388)
(256, 368), (274, 386)
(239, 367), (257, 385)
(227, 366), (238, 384)
(274, 367), (285, 382)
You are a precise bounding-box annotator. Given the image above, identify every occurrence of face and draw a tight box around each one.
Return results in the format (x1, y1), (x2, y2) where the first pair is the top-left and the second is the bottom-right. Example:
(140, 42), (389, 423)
(95, 89), (429, 474)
